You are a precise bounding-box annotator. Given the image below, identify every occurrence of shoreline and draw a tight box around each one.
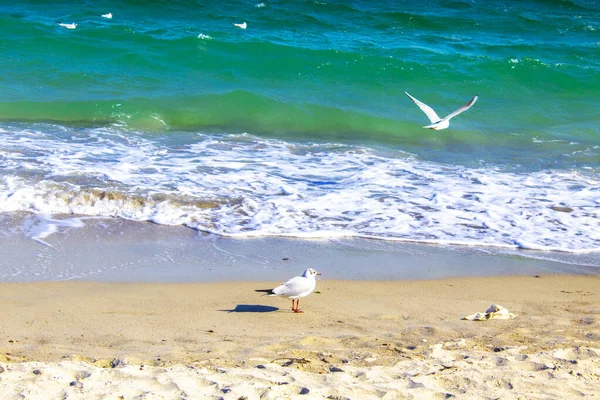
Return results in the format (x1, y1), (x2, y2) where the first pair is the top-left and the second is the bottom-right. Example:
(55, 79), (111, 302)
(1, 276), (599, 398)
(1, 212), (598, 283)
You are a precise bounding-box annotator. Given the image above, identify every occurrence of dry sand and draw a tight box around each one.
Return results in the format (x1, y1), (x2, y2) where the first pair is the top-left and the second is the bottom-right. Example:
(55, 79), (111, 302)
(0, 275), (599, 399)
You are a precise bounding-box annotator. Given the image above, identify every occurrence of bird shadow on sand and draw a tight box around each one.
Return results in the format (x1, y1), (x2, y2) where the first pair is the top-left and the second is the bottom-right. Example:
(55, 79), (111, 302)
(220, 304), (279, 313)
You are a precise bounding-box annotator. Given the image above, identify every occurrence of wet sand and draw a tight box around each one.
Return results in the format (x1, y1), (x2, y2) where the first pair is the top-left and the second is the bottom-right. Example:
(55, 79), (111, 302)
(1, 212), (598, 283)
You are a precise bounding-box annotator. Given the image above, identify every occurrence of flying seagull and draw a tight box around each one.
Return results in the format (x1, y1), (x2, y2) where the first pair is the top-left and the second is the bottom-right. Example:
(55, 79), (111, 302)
(57, 22), (77, 29)
(102, 12), (113, 19)
(256, 268), (321, 313)
(234, 21), (247, 29)
(405, 91), (478, 130)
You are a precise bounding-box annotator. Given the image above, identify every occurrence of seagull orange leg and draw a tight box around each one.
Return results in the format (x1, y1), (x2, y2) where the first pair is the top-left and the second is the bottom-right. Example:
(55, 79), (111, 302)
(293, 299), (304, 313)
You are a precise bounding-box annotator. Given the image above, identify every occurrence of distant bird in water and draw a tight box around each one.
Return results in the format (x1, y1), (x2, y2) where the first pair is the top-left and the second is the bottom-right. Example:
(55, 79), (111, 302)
(256, 268), (321, 313)
(57, 22), (77, 29)
(234, 21), (247, 29)
(405, 91), (478, 130)
(102, 12), (113, 19)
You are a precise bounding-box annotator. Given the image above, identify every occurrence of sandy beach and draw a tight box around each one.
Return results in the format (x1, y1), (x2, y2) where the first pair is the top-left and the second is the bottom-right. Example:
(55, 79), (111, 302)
(2, 0), (600, 397)
(1, 275), (599, 399)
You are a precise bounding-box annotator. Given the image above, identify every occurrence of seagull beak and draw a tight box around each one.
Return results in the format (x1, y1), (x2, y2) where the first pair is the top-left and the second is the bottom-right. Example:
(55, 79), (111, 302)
(316, 273), (322, 275)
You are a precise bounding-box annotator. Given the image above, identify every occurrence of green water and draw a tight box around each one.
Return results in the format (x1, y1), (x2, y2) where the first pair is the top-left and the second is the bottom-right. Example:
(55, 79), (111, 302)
(0, 0), (599, 170)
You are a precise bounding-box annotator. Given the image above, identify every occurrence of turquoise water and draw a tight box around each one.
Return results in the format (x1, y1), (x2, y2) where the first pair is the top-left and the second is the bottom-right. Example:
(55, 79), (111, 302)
(0, 1), (599, 255)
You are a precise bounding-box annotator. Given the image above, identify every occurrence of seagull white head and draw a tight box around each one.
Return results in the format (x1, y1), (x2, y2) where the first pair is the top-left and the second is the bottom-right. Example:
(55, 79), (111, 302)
(405, 91), (478, 130)
(234, 21), (247, 29)
(302, 268), (321, 278)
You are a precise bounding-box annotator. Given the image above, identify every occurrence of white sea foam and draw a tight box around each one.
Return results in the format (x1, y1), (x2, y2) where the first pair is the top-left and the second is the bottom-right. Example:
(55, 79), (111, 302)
(0, 125), (598, 253)
(21, 214), (88, 247)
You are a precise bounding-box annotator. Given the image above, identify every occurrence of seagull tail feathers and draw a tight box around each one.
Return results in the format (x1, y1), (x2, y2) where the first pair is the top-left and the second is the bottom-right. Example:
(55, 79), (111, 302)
(255, 289), (275, 295)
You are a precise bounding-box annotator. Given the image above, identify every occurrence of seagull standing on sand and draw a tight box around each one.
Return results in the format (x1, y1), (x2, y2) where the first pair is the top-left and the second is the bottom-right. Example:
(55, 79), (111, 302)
(57, 22), (77, 29)
(405, 91), (478, 130)
(102, 12), (113, 19)
(256, 268), (321, 313)
(234, 21), (247, 29)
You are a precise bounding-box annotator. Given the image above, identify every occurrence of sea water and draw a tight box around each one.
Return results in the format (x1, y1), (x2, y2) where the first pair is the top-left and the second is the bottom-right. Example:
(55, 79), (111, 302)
(1, 1), (599, 260)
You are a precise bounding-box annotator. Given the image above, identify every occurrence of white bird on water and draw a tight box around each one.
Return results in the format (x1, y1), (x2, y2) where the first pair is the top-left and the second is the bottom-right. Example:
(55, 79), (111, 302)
(102, 12), (113, 19)
(405, 91), (478, 130)
(57, 22), (77, 29)
(256, 268), (321, 313)
(234, 21), (247, 29)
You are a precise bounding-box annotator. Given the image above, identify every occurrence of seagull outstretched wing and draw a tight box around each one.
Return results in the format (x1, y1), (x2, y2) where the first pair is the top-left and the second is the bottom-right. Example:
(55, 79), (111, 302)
(405, 91), (441, 123)
(441, 95), (478, 122)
